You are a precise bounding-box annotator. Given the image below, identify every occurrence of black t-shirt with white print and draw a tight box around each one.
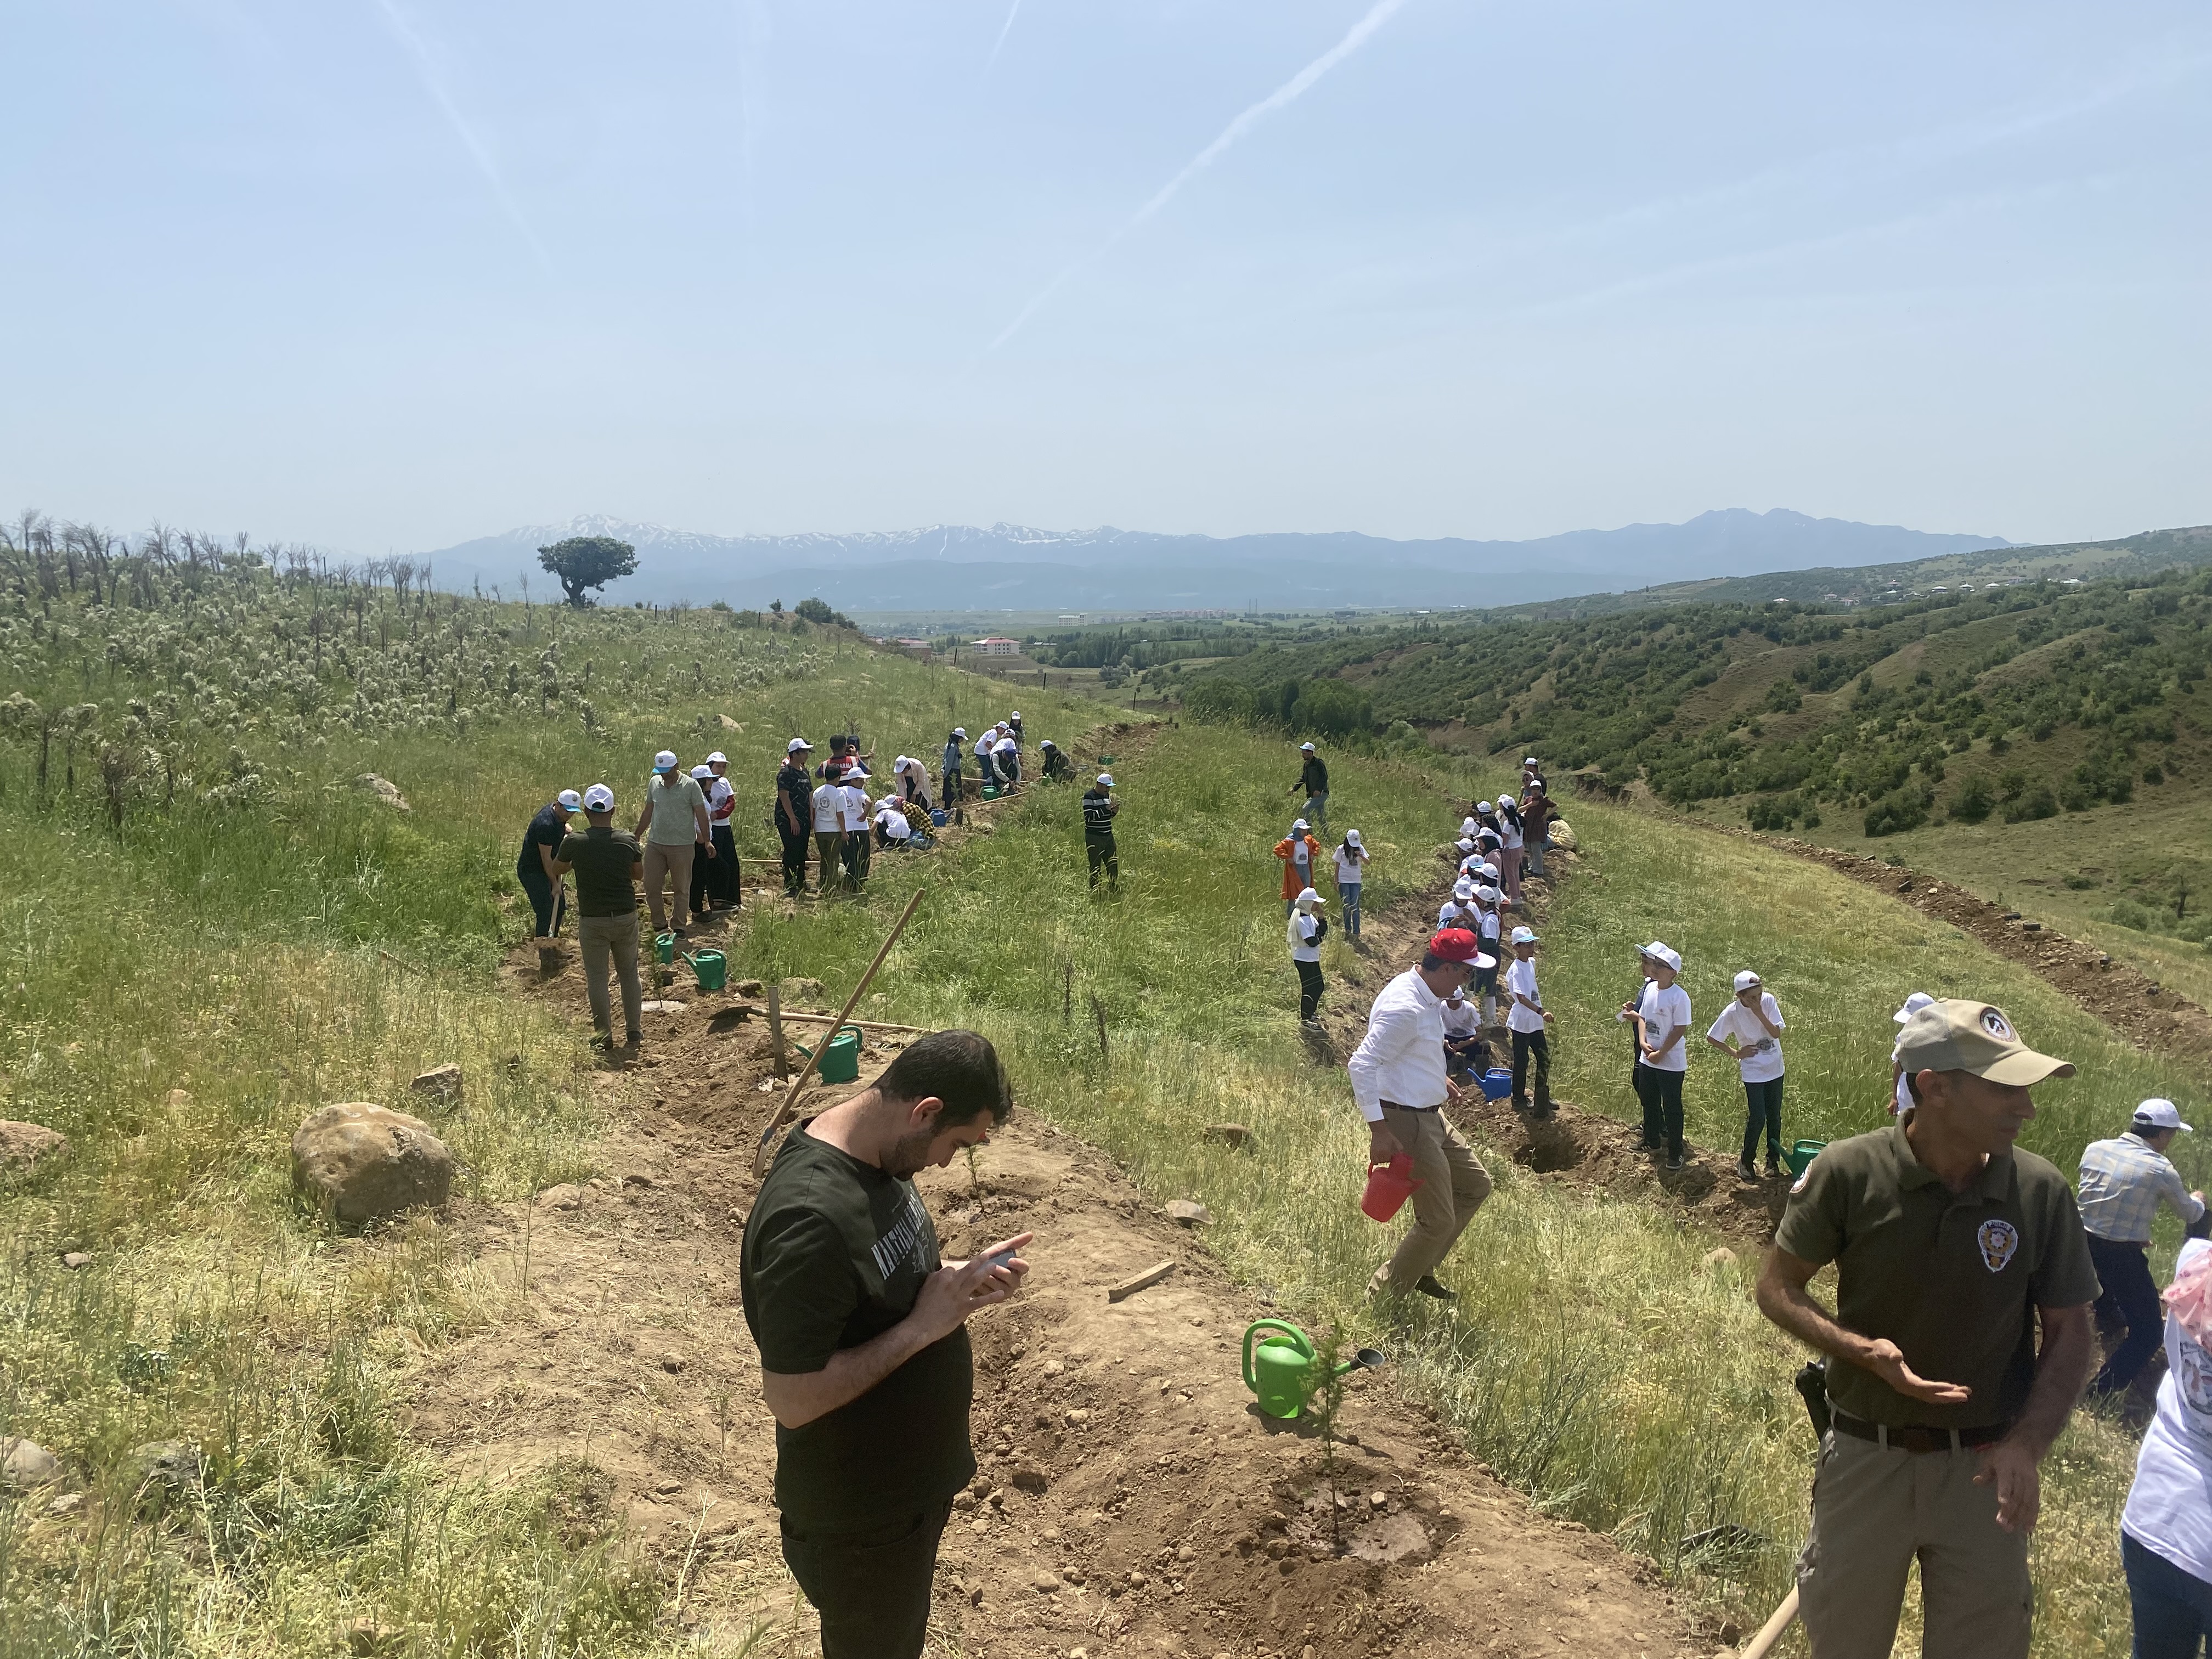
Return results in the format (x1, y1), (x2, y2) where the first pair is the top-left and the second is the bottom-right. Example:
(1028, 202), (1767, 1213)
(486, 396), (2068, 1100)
(740, 1121), (975, 1531)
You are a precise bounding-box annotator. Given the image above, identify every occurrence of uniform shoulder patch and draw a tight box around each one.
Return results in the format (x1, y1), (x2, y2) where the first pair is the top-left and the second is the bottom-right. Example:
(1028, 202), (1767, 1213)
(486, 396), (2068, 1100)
(1977, 1218), (2019, 1273)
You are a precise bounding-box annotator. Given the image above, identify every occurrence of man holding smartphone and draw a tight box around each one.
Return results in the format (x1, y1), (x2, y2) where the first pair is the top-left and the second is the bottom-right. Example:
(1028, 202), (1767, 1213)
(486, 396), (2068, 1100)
(741, 1030), (1027, 1659)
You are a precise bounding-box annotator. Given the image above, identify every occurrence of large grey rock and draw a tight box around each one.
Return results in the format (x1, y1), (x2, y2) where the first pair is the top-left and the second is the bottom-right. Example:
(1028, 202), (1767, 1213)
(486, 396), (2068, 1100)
(291, 1103), (454, 1226)
(0, 1121), (68, 1171)
(2, 1437), (60, 1492)
(354, 773), (410, 811)
(120, 1439), (200, 1496)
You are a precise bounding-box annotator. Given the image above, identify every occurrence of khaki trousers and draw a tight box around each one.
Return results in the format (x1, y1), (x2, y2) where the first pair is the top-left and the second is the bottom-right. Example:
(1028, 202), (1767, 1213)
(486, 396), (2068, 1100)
(577, 912), (642, 1042)
(641, 840), (696, 931)
(1797, 1430), (2031, 1659)
(1368, 1107), (1492, 1295)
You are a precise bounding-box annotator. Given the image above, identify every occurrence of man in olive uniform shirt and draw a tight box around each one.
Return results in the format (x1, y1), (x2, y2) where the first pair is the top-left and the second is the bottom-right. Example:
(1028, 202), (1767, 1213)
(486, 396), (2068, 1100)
(1756, 998), (2100, 1659)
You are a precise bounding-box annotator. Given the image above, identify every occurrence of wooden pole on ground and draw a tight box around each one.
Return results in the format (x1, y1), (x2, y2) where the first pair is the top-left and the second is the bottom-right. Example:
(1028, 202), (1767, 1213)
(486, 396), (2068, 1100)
(766, 985), (788, 1080)
(751, 887), (926, 1176)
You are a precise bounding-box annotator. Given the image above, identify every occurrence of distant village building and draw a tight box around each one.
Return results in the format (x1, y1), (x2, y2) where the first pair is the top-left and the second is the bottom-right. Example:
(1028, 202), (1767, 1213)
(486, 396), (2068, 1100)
(973, 636), (1021, 656)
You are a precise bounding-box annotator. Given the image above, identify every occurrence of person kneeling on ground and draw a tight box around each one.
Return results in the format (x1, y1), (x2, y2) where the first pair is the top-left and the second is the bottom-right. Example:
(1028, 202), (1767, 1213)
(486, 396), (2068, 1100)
(1348, 928), (1496, 1301)
(1755, 1000), (2098, 1659)
(550, 784), (644, 1049)
(2078, 1098), (2208, 1403)
(1039, 739), (1074, 782)
(1708, 969), (1787, 1182)
(741, 1032), (1028, 1659)
(874, 793), (913, 849)
(1504, 926), (1554, 1116)
(1441, 986), (1491, 1082)
(1288, 887), (1328, 1025)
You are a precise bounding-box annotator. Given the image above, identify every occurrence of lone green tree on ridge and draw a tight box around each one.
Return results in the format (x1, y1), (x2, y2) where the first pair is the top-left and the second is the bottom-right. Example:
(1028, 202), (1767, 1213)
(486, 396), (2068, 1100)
(536, 535), (638, 607)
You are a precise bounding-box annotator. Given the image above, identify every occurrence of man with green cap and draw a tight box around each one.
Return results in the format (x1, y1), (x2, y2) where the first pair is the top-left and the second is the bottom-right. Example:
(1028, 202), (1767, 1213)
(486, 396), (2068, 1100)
(1754, 998), (2100, 1659)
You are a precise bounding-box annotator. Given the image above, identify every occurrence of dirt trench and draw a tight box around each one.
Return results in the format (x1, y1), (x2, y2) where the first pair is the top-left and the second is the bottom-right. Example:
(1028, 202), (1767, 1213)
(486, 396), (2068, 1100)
(1713, 829), (2212, 1063)
(409, 888), (1708, 1656)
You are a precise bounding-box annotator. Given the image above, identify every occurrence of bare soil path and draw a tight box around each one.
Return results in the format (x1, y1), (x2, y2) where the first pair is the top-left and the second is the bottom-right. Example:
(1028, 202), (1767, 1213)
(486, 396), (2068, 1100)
(415, 889), (1707, 1655)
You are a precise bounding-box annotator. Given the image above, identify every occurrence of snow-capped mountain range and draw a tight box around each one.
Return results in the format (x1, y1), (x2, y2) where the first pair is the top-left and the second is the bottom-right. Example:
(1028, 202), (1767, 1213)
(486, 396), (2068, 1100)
(419, 509), (2012, 614)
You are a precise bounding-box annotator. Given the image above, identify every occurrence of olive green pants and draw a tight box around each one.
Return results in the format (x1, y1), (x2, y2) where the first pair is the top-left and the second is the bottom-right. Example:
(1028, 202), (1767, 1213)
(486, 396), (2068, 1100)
(1797, 1429), (2031, 1658)
(1368, 1107), (1492, 1296)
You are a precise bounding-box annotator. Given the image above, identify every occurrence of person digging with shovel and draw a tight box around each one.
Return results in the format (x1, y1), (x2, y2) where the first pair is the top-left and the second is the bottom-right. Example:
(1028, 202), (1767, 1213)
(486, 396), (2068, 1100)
(1348, 928), (1495, 1301)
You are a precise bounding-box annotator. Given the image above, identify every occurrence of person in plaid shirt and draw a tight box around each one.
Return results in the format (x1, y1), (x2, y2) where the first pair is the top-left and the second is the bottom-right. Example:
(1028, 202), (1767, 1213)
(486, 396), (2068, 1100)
(2078, 1098), (2209, 1400)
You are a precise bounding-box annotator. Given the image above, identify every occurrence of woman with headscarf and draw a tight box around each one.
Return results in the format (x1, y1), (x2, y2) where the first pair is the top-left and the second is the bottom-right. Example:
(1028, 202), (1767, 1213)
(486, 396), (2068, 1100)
(1288, 887), (1328, 1026)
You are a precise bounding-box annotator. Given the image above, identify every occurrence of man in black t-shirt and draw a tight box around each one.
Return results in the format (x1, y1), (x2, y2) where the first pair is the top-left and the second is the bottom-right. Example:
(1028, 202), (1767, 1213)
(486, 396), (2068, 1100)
(516, 789), (580, 940)
(741, 1031), (1026, 1659)
(550, 784), (644, 1048)
(776, 739), (815, 895)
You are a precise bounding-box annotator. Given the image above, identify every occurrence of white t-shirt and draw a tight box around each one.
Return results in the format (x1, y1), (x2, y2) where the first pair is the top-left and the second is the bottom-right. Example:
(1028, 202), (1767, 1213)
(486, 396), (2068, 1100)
(1334, 849), (1364, 886)
(1479, 909), (1503, 946)
(876, 805), (911, 840)
(810, 782), (845, 833)
(1638, 982), (1693, 1071)
(840, 782), (871, 827)
(2123, 1240), (2212, 1585)
(1504, 957), (1546, 1034)
(1442, 998), (1481, 1038)
(1438, 901), (1481, 932)
(1707, 994), (1786, 1084)
(1290, 913), (1323, 963)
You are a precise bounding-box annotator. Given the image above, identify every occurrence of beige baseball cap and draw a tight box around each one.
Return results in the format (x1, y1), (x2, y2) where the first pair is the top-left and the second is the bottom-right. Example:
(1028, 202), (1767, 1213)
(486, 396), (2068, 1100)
(1896, 998), (2075, 1086)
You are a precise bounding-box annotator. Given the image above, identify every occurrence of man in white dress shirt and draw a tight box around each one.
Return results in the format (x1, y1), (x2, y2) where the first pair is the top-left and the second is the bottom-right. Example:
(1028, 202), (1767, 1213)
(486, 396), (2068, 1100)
(1348, 928), (1496, 1300)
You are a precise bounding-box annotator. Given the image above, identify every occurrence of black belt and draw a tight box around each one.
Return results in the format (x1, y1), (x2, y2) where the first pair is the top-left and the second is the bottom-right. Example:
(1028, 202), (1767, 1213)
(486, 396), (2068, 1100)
(1380, 1100), (1441, 1114)
(1832, 1410), (2006, 1454)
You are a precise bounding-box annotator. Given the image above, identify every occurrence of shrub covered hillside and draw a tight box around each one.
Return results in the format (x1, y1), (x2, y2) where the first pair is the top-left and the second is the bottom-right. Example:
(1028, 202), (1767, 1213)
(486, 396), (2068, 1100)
(1184, 561), (2212, 836)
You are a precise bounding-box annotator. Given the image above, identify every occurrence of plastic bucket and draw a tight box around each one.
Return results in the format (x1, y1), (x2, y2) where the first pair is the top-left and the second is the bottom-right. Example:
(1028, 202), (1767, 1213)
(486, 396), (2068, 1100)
(687, 950), (726, 992)
(981, 785), (1000, 800)
(930, 809), (948, 828)
(1360, 1155), (1422, 1223)
(654, 931), (676, 964)
(1479, 1068), (1513, 1101)
(1784, 1138), (1827, 1178)
(818, 1026), (864, 1085)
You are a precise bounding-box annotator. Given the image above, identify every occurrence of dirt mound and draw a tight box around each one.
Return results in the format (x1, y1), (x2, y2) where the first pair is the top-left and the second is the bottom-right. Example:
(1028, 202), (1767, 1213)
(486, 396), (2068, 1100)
(1735, 831), (2212, 1062)
(432, 941), (1706, 1656)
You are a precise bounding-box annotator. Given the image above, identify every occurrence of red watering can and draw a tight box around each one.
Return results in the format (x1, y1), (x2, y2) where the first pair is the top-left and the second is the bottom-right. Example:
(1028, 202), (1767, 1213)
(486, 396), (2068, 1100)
(1361, 1155), (1423, 1222)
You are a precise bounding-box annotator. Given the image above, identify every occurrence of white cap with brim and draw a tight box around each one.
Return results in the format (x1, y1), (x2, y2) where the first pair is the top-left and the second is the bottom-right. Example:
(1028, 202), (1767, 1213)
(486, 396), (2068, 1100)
(1296, 887), (1324, 906)
(653, 751), (679, 771)
(690, 764), (712, 779)
(1639, 941), (1683, 972)
(707, 751), (727, 764)
(556, 789), (582, 810)
(1453, 878), (1475, 899)
(788, 737), (812, 753)
(2134, 1098), (2194, 1133)
(1896, 999), (2074, 1087)
(1301, 742), (1316, 751)
(1734, 970), (1763, 992)
(1292, 819), (1310, 832)
(1893, 991), (1936, 1024)
(952, 727), (967, 739)
(1097, 773), (1114, 786)
(1345, 830), (1363, 847)
(583, 784), (614, 811)
(1512, 926), (1538, 945)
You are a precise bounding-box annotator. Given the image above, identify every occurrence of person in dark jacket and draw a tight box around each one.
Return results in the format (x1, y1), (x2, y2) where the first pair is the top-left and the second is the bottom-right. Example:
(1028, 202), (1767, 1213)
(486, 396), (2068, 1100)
(777, 740), (815, 895)
(1082, 773), (1119, 890)
(1288, 742), (1329, 834)
(518, 788), (581, 941)
(942, 729), (966, 806)
(1039, 740), (1074, 782)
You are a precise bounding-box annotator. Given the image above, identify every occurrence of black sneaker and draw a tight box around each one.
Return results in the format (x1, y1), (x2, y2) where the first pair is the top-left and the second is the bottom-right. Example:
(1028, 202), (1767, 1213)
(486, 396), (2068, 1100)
(1413, 1275), (1457, 1301)
(1736, 1159), (1758, 1183)
(1530, 1102), (1556, 1120)
(1766, 1158), (1784, 1179)
(1667, 1152), (1685, 1171)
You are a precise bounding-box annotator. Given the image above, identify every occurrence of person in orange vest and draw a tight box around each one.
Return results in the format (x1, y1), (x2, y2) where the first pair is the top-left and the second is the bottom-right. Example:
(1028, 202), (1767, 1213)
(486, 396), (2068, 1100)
(1273, 818), (1323, 916)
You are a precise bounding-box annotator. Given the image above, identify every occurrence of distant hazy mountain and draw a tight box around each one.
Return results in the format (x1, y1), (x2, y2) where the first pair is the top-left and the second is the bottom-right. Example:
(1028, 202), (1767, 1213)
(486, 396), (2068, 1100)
(420, 509), (2011, 614)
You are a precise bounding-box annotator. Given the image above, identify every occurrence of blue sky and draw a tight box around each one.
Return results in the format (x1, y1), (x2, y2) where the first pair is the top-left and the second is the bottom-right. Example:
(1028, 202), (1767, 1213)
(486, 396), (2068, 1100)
(4, 1), (2207, 556)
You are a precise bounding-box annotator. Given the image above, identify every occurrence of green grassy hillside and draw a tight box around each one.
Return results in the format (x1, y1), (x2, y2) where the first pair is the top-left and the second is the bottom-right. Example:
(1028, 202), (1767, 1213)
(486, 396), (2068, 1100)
(2, 540), (2200, 1655)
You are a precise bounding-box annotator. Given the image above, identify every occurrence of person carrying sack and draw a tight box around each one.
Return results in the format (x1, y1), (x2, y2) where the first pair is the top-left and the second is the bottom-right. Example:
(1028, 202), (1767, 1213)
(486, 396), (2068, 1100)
(1755, 999), (2100, 1659)
(1288, 887), (1328, 1025)
(1348, 928), (1496, 1301)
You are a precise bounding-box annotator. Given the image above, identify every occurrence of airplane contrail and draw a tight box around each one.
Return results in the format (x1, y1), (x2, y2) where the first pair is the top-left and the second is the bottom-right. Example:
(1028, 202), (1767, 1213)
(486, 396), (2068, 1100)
(370, 0), (554, 274)
(986, 0), (1024, 74)
(988, 0), (1409, 352)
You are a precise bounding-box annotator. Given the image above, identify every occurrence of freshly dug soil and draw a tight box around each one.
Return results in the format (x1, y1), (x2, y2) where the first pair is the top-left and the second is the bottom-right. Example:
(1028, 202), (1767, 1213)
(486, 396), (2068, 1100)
(1731, 830), (2212, 1063)
(410, 935), (1706, 1657)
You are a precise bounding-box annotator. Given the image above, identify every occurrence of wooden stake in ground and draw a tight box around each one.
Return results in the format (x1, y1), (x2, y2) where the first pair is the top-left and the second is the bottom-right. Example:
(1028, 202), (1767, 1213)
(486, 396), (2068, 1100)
(751, 887), (927, 1176)
(766, 984), (788, 1080)
(1091, 991), (1109, 1064)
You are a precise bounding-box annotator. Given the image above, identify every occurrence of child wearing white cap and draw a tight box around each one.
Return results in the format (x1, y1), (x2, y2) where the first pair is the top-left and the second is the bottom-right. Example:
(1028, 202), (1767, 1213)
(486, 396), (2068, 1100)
(1287, 888), (1328, 1024)
(1888, 991), (1936, 1114)
(1276, 819), (1322, 916)
(1708, 970), (1786, 1179)
(1504, 926), (1553, 1115)
(1333, 830), (1369, 940)
(1625, 943), (1691, 1168)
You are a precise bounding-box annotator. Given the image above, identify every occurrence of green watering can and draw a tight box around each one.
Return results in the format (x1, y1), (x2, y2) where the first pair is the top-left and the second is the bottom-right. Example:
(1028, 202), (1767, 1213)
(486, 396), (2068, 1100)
(653, 931), (677, 964)
(682, 949), (726, 992)
(1240, 1319), (1386, 1421)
